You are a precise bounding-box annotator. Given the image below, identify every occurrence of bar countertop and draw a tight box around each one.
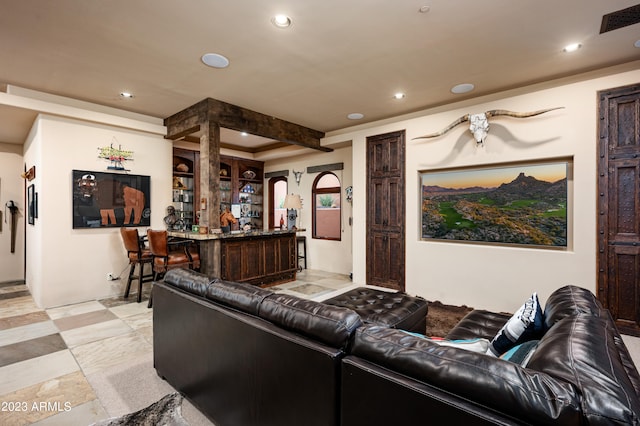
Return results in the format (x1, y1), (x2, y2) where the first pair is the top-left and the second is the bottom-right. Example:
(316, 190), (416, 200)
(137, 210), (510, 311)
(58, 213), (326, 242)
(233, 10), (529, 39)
(168, 228), (303, 241)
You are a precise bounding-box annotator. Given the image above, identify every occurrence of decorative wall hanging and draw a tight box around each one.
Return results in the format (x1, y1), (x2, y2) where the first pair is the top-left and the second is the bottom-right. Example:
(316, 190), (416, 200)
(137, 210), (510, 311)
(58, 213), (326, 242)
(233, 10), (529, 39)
(292, 169), (304, 186)
(5, 200), (18, 253)
(413, 107), (563, 146)
(98, 138), (134, 170)
(72, 170), (150, 228)
(21, 166), (36, 181)
(420, 160), (569, 248)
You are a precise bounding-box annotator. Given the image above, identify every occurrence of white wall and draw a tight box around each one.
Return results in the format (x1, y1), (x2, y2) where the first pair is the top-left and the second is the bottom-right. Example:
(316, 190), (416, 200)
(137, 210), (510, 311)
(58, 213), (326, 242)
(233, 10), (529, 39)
(0, 143), (25, 281)
(265, 146), (353, 275)
(23, 115), (171, 308)
(324, 66), (640, 313)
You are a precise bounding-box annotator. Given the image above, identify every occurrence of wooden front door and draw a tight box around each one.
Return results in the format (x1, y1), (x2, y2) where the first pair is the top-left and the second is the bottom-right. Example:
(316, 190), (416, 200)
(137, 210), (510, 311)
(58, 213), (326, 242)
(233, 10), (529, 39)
(366, 130), (406, 291)
(598, 82), (640, 337)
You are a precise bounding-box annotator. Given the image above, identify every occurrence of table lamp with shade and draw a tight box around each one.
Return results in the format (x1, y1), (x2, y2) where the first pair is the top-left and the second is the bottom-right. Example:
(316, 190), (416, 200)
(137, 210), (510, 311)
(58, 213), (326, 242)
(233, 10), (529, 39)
(282, 193), (302, 230)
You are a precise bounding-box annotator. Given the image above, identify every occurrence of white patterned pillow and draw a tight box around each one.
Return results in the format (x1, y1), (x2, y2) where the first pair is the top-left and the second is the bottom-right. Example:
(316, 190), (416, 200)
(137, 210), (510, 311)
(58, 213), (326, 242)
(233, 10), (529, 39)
(487, 292), (544, 357)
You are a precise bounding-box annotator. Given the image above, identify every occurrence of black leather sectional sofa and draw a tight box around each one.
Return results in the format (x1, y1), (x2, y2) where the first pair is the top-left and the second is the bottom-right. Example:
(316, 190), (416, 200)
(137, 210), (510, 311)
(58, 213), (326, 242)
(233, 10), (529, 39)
(153, 269), (640, 425)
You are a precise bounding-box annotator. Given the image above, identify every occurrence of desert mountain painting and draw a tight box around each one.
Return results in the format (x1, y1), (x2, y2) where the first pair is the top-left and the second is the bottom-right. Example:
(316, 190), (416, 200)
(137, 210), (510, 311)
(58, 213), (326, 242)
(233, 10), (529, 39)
(421, 162), (568, 247)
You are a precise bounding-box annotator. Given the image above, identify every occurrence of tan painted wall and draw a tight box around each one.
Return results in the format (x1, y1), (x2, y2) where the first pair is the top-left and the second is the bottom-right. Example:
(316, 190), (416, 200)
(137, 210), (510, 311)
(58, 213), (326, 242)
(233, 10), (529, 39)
(323, 64), (640, 312)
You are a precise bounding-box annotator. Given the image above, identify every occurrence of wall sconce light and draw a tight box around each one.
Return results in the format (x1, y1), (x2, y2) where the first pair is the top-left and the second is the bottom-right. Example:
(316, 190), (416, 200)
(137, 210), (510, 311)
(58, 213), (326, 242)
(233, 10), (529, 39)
(345, 186), (353, 203)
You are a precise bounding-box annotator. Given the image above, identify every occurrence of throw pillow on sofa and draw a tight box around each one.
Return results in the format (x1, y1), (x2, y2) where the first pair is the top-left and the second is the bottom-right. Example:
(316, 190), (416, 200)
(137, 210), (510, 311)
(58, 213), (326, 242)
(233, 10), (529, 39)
(400, 330), (490, 353)
(487, 292), (544, 357)
(500, 340), (539, 367)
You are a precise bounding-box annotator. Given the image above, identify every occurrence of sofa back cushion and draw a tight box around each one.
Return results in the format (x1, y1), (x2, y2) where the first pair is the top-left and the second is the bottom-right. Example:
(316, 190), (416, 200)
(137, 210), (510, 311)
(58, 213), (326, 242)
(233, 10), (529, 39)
(350, 325), (582, 424)
(205, 280), (273, 316)
(543, 285), (603, 330)
(163, 268), (215, 297)
(259, 294), (363, 349)
(527, 314), (640, 425)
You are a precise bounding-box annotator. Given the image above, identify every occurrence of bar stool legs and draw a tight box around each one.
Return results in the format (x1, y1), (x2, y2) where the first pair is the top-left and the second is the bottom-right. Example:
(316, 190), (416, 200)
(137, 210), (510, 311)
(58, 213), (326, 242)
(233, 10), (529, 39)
(296, 236), (307, 271)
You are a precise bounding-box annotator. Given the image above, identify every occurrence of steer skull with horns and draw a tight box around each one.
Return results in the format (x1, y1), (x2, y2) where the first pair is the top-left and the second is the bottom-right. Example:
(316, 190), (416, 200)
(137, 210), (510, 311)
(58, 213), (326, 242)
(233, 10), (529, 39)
(413, 107), (563, 146)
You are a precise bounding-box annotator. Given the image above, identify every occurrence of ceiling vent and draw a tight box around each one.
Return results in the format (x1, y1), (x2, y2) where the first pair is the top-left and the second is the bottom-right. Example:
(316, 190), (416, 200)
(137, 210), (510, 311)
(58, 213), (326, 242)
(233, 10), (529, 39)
(600, 4), (640, 33)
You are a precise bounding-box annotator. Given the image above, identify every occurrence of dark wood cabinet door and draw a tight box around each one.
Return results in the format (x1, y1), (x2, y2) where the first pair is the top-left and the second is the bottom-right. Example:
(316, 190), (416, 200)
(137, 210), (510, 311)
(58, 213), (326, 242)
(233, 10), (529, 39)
(368, 132), (404, 178)
(598, 83), (640, 336)
(367, 231), (404, 290)
(366, 130), (405, 291)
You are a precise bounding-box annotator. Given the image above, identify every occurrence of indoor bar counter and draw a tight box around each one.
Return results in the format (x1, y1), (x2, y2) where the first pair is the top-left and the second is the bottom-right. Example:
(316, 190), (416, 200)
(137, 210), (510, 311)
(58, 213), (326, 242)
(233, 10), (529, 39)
(168, 228), (299, 287)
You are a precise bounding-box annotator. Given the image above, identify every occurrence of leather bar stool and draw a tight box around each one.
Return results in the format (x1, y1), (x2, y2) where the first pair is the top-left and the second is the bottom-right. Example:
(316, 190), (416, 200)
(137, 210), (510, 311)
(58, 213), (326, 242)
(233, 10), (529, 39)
(296, 235), (307, 271)
(120, 228), (154, 303)
(147, 229), (200, 307)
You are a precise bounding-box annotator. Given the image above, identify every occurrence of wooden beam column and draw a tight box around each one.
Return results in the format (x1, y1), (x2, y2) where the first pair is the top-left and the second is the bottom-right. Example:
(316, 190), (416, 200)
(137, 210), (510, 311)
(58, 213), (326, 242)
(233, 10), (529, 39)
(198, 120), (221, 277)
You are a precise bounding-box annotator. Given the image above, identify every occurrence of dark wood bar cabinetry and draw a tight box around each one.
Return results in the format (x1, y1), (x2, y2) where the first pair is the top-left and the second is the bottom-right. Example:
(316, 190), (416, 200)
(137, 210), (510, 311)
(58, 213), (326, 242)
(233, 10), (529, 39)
(220, 231), (296, 286)
(168, 229), (298, 286)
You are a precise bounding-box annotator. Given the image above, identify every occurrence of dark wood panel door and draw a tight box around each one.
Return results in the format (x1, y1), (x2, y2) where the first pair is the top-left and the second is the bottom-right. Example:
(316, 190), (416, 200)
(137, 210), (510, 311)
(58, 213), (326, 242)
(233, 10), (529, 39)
(366, 130), (405, 291)
(598, 83), (640, 336)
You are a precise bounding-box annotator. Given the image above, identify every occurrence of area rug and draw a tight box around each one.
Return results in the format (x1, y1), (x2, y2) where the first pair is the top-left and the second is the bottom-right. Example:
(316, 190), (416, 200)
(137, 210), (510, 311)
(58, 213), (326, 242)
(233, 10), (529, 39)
(90, 392), (188, 426)
(426, 300), (474, 337)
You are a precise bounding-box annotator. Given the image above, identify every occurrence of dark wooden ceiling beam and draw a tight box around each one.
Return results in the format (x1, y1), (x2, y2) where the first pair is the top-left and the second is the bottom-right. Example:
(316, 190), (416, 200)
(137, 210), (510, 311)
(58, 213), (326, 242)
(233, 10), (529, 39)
(165, 125), (201, 141)
(164, 98), (331, 152)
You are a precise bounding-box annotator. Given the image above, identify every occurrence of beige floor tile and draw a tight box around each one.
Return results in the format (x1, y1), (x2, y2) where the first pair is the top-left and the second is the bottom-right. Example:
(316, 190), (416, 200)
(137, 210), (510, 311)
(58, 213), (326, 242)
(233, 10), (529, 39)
(0, 311), (50, 331)
(0, 296), (42, 320)
(30, 399), (108, 426)
(53, 309), (117, 332)
(71, 332), (152, 376)
(0, 285), (29, 295)
(60, 319), (133, 348)
(121, 310), (152, 330)
(45, 301), (105, 320)
(0, 350), (80, 396)
(0, 321), (58, 347)
(0, 371), (96, 425)
(108, 302), (151, 319)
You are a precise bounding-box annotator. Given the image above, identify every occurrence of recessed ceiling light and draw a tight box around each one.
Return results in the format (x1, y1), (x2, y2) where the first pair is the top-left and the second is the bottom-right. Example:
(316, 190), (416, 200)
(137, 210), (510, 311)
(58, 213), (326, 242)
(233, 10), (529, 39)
(451, 83), (474, 94)
(563, 43), (581, 53)
(201, 53), (230, 68)
(272, 14), (292, 28)
(635, 39), (640, 48)
(347, 113), (364, 120)
(393, 92), (406, 100)
(241, 132), (248, 136)
(418, 5), (430, 13)
(119, 92), (134, 98)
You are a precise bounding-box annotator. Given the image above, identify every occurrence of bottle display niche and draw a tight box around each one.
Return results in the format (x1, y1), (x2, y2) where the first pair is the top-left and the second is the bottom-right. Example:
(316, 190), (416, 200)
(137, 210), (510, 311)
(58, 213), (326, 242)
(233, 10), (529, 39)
(172, 148), (200, 230)
(220, 156), (264, 231)
(172, 176), (195, 230)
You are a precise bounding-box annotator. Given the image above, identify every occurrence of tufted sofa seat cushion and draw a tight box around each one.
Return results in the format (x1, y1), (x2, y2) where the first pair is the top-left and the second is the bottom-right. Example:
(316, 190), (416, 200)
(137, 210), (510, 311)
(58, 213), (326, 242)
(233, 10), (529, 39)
(323, 287), (428, 333)
(163, 268), (215, 297)
(259, 293), (363, 349)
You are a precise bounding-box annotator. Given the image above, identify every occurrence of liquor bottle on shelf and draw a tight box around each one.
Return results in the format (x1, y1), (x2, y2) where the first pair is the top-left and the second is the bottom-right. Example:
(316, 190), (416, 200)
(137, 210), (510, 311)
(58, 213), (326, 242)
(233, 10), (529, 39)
(280, 214), (284, 229)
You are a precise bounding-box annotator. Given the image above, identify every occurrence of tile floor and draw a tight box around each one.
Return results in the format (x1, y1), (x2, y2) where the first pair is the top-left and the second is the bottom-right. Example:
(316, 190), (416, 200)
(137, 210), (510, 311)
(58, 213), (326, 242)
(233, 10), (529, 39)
(0, 270), (354, 425)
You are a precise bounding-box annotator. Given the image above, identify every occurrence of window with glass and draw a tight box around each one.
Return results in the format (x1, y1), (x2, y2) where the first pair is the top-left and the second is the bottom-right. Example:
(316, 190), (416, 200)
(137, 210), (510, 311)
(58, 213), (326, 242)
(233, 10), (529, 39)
(269, 177), (288, 229)
(312, 172), (341, 240)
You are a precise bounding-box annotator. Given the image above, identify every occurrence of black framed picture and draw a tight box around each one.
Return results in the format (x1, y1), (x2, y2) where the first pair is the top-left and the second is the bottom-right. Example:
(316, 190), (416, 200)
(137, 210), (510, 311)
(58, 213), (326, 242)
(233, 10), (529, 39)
(27, 184), (35, 225)
(72, 170), (151, 229)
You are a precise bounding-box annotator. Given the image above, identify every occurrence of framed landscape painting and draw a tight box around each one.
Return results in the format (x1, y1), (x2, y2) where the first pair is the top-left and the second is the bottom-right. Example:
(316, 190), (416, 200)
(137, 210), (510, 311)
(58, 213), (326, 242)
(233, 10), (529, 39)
(420, 160), (569, 248)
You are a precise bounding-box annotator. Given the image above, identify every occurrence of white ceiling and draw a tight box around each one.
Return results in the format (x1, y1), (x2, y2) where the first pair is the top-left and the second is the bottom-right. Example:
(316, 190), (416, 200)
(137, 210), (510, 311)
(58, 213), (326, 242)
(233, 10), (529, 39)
(1, 1), (639, 151)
